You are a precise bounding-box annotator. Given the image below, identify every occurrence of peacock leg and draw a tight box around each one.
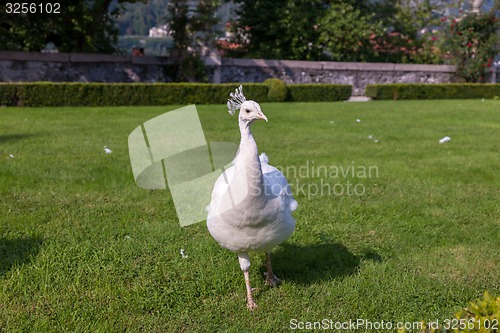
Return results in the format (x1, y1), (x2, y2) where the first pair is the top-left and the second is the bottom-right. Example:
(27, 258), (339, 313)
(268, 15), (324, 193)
(264, 252), (280, 287)
(238, 253), (257, 310)
(244, 270), (257, 310)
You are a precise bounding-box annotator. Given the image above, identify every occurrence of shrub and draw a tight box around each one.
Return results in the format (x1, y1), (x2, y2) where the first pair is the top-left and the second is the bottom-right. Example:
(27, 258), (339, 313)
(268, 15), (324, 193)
(0, 83), (269, 107)
(441, 11), (500, 83)
(0, 83), (22, 106)
(263, 78), (289, 102)
(366, 83), (500, 100)
(0, 82), (351, 107)
(399, 292), (499, 333)
(288, 84), (352, 102)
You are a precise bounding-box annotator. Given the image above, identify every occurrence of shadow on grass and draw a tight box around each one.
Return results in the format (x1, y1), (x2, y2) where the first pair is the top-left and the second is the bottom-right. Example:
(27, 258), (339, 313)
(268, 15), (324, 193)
(0, 237), (43, 277)
(0, 134), (36, 144)
(267, 243), (381, 285)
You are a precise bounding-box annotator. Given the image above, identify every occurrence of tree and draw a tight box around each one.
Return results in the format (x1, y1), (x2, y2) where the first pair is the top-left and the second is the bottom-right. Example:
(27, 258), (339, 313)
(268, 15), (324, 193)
(168, 0), (191, 58)
(349, 0), (447, 63)
(167, 0), (221, 81)
(0, 0), (146, 53)
(232, 0), (328, 60)
(115, 0), (171, 35)
(191, 0), (221, 52)
(231, 0), (445, 63)
(319, 2), (384, 62)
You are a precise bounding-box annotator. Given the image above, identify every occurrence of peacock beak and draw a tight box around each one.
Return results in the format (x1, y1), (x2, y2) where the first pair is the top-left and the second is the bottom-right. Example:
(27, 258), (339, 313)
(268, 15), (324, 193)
(257, 112), (268, 122)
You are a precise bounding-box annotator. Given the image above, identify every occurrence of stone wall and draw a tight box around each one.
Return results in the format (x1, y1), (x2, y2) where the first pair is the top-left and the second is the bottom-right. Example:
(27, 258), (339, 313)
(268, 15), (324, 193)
(0, 51), (173, 83)
(217, 58), (462, 95)
(1, 51), (498, 96)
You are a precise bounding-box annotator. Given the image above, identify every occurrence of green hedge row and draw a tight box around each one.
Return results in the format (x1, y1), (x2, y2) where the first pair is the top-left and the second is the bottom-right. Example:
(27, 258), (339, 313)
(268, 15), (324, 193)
(0, 83), (268, 107)
(288, 84), (352, 102)
(366, 83), (500, 100)
(0, 82), (351, 107)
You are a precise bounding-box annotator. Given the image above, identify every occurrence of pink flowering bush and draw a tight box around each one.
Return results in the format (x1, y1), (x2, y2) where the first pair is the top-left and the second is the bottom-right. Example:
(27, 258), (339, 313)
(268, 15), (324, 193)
(442, 11), (499, 82)
(216, 20), (250, 57)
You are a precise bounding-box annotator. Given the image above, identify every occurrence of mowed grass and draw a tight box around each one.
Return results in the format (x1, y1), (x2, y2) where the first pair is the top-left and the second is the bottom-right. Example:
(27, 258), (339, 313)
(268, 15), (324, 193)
(1, 100), (499, 332)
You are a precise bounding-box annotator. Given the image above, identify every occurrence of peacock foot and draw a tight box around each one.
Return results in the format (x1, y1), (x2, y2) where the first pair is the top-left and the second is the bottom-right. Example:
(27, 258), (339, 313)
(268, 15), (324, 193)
(264, 272), (280, 287)
(247, 298), (257, 310)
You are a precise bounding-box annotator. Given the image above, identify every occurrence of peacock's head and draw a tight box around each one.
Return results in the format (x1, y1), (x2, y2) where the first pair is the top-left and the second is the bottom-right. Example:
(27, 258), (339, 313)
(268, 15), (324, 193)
(227, 85), (268, 125)
(239, 100), (268, 124)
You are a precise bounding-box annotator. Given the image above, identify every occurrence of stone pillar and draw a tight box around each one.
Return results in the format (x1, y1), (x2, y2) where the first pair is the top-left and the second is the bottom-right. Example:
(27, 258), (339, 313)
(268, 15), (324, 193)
(204, 54), (221, 83)
(470, 0), (483, 13)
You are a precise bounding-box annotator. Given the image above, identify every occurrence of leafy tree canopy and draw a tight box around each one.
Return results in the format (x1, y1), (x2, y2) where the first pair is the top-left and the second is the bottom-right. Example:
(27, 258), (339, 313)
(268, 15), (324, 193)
(0, 0), (146, 53)
(230, 0), (498, 64)
(233, 0), (328, 60)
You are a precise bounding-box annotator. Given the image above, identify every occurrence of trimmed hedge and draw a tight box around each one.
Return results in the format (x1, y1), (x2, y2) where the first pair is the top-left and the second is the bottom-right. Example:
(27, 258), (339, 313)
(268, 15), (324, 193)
(288, 84), (352, 102)
(263, 78), (289, 102)
(0, 83), (268, 107)
(366, 83), (500, 100)
(0, 82), (351, 107)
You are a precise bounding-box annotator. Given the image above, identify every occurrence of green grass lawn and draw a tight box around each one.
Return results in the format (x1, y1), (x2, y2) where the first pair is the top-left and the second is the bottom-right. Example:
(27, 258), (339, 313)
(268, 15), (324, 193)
(1, 100), (499, 332)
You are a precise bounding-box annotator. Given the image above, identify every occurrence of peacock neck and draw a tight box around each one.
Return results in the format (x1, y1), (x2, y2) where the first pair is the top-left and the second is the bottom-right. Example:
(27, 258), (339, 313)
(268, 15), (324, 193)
(236, 118), (264, 196)
(238, 119), (257, 153)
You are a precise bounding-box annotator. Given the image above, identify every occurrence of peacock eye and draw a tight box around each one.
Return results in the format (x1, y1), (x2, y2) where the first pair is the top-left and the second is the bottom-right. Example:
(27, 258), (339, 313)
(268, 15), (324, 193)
(245, 109), (251, 113)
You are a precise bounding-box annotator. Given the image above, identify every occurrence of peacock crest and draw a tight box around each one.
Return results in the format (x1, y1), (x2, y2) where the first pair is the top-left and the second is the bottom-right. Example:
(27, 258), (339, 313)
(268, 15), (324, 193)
(227, 85), (246, 116)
